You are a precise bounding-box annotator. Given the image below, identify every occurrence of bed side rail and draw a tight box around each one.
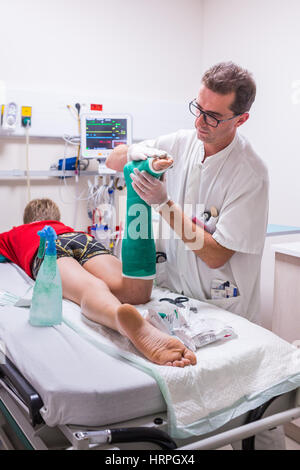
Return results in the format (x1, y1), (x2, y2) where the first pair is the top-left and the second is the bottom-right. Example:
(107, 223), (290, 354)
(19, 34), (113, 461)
(73, 427), (177, 450)
(0, 355), (44, 427)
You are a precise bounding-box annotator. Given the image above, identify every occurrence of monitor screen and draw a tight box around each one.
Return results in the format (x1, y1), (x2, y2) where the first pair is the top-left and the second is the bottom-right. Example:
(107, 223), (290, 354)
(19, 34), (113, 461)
(85, 117), (127, 152)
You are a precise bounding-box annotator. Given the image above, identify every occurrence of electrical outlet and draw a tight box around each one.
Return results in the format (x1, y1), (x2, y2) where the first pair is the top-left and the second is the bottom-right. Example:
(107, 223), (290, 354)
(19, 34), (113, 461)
(21, 106), (32, 127)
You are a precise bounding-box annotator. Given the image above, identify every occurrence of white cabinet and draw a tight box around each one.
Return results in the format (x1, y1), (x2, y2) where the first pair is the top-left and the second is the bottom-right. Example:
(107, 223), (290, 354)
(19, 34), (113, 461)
(272, 242), (300, 344)
(272, 242), (300, 442)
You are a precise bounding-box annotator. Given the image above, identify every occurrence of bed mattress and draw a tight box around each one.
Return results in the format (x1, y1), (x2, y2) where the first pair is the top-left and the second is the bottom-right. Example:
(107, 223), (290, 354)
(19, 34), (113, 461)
(1, 262), (300, 439)
(0, 263), (166, 426)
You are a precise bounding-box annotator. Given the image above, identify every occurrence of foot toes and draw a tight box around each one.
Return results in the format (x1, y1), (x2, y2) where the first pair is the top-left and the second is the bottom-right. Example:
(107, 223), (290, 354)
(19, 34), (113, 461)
(182, 358), (191, 366)
(117, 306), (197, 368)
(172, 360), (185, 368)
(165, 356), (192, 368)
(184, 349), (197, 365)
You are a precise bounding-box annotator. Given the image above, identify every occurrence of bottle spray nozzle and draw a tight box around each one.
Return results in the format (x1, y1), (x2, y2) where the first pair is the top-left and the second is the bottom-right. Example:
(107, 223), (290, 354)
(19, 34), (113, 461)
(37, 225), (58, 257)
(37, 228), (47, 259)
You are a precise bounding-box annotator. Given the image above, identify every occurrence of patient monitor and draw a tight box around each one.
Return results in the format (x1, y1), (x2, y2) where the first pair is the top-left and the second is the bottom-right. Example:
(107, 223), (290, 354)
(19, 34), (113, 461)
(80, 113), (132, 160)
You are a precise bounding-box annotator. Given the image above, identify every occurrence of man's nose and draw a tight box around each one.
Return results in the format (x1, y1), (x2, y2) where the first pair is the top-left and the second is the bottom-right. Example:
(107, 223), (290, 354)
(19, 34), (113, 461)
(196, 113), (206, 125)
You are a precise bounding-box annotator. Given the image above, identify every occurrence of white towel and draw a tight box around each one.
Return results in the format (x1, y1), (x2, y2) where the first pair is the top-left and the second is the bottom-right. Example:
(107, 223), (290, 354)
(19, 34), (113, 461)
(62, 288), (300, 438)
(2, 263), (300, 439)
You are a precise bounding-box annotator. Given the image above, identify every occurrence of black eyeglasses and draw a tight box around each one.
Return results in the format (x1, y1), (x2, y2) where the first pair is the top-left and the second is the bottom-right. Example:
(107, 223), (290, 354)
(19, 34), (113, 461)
(189, 99), (241, 128)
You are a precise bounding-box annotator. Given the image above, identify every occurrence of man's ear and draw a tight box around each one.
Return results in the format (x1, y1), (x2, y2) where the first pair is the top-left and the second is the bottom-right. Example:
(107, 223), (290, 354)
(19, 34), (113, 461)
(235, 112), (249, 128)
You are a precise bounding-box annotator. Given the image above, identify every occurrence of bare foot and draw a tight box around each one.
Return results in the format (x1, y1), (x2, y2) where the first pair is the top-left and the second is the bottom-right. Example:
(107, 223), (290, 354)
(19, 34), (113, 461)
(152, 156), (173, 172)
(117, 304), (197, 367)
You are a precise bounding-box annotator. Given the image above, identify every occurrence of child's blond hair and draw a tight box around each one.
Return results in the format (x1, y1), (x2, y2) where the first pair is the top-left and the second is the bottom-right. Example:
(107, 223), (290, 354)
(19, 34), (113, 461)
(23, 199), (61, 224)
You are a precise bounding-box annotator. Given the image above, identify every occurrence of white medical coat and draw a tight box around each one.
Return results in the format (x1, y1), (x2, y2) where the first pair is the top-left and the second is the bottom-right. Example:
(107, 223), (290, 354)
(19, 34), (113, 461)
(143, 130), (269, 323)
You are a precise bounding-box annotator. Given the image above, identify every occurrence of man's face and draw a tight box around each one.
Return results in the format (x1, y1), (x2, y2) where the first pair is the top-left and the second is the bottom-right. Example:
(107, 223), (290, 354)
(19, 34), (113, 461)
(194, 84), (245, 144)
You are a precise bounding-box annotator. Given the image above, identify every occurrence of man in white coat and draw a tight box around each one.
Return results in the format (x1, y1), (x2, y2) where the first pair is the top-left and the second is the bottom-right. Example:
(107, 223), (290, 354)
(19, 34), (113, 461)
(106, 62), (285, 450)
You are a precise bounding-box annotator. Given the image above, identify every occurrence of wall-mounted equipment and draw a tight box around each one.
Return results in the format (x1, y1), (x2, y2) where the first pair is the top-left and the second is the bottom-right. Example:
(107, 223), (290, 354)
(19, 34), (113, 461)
(2, 102), (18, 131)
(21, 106), (32, 127)
(80, 113), (132, 160)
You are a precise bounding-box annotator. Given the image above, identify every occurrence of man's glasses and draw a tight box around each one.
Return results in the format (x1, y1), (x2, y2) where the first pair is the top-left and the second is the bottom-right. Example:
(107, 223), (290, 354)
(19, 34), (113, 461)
(189, 99), (241, 128)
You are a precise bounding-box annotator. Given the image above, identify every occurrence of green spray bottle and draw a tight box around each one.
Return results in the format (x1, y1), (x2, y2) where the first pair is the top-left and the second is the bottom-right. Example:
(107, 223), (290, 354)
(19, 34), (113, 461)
(29, 226), (62, 326)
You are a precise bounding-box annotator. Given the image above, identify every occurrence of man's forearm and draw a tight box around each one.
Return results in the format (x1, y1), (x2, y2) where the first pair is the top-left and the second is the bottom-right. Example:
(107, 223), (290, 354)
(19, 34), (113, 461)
(159, 200), (234, 269)
(106, 144), (129, 172)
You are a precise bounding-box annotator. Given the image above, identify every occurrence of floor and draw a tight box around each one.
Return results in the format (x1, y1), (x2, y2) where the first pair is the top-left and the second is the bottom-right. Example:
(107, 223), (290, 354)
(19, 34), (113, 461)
(218, 436), (300, 450)
(285, 436), (300, 450)
(218, 423), (300, 450)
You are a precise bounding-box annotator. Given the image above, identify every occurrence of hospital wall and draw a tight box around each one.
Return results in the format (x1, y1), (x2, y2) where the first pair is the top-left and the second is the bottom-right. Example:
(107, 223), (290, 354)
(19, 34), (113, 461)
(0, 0), (203, 232)
(201, 0), (300, 329)
(201, 0), (300, 227)
(1, 0), (299, 331)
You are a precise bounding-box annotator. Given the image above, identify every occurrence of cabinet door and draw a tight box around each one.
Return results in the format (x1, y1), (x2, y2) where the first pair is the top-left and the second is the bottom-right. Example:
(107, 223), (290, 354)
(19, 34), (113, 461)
(272, 252), (300, 344)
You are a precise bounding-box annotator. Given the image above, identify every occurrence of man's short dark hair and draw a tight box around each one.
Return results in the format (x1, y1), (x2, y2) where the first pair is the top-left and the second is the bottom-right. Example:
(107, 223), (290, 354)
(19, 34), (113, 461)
(202, 61), (256, 115)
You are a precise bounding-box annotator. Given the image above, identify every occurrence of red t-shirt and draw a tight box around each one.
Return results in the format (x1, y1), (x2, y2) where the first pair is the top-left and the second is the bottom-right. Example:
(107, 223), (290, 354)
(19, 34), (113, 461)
(0, 221), (74, 278)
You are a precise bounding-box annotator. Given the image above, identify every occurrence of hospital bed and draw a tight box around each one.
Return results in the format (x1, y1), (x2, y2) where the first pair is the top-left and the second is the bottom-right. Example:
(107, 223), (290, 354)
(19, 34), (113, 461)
(1, 262), (300, 451)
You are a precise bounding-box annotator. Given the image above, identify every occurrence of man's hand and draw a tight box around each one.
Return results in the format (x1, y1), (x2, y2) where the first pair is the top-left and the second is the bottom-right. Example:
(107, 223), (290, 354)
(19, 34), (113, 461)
(130, 169), (169, 207)
(127, 144), (167, 162)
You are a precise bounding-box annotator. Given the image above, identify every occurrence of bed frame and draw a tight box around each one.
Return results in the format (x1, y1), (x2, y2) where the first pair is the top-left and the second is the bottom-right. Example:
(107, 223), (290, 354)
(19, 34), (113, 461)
(1, 355), (299, 450)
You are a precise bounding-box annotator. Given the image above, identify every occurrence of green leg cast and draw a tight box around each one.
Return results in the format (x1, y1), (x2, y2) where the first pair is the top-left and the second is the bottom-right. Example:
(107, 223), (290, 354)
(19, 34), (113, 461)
(122, 158), (165, 279)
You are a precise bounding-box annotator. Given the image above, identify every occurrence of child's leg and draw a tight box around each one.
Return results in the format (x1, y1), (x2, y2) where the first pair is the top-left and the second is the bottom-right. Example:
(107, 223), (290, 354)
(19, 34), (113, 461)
(58, 257), (122, 331)
(83, 156), (173, 304)
(57, 257), (196, 367)
(122, 156), (173, 279)
(83, 254), (153, 305)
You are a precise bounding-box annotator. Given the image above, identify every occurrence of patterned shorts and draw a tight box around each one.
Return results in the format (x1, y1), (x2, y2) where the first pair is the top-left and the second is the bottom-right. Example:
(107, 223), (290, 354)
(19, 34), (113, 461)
(31, 232), (111, 279)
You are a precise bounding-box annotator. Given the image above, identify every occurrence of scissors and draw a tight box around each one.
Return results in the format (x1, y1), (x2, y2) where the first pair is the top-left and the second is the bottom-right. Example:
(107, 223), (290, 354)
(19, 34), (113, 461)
(156, 251), (167, 263)
(159, 296), (189, 308)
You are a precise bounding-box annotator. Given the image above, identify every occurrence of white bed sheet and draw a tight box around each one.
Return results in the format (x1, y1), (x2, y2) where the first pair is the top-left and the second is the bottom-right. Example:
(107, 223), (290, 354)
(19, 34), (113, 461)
(0, 264), (166, 427)
(1, 262), (300, 439)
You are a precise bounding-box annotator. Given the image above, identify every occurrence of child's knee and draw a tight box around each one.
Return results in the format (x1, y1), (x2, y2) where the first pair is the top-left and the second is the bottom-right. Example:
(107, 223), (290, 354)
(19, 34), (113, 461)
(122, 284), (152, 305)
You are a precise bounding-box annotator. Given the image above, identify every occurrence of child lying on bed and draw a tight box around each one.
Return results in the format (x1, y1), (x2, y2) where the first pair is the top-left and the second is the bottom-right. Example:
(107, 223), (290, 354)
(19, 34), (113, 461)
(0, 157), (196, 368)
